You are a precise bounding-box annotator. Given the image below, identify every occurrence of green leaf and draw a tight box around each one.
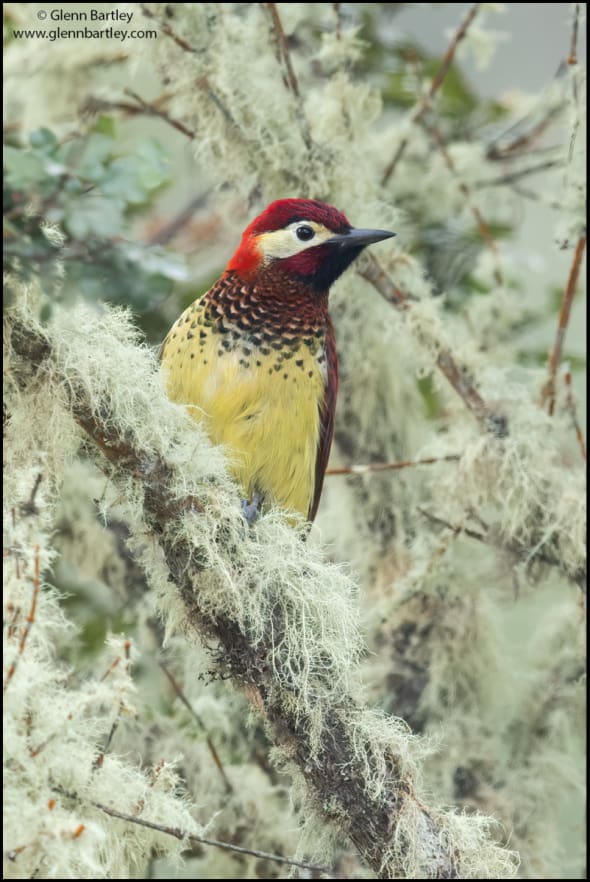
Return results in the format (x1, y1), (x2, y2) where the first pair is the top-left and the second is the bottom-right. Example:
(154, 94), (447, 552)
(29, 127), (59, 153)
(133, 139), (170, 190)
(64, 194), (123, 238)
(417, 375), (441, 419)
(60, 132), (114, 182)
(4, 146), (47, 188)
(101, 157), (147, 203)
(92, 114), (117, 138)
(102, 140), (170, 205)
(120, 242), (187, 280)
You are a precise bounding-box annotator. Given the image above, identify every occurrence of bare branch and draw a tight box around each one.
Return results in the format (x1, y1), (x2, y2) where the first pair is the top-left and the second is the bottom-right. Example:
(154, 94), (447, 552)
(158, 661), (234, 794)
(125, 89), (197, 140)
(333, 2), (342, 40)
(19, 473), (43, 517)
(486, 106), (563, 161)
(66, 794), (332, 874)
(568, 4), (581, 66)
(541, 234), (586, 415)
(265, 3), (301, 98)
(139, 4), (196, 54)
(473, 159), (564, 190)
(419, 505), (585, 587)
(564, 370), (587, 461)
(264, 3), (313, 150)
(83, 93), (196, 140)
(93, 641), (132, 771)
(418, 507), (487, 543)
(3, 544), (41, 694)
(326, 454), (460, 477)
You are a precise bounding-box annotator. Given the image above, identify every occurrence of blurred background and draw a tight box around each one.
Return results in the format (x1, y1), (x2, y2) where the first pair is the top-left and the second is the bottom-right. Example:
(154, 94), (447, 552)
(4, 3), (586, 879)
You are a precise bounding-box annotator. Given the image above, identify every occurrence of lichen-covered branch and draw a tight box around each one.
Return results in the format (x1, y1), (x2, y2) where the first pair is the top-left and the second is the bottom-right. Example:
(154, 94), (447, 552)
(7, 307), (517, 879)
(381, 3), (482, 185)
(420, 118), (504, 286)
(357, 253), (508, 437)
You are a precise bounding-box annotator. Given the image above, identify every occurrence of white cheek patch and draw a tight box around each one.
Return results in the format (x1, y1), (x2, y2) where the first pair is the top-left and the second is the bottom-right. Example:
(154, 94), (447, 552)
(257, 222), (334, 262)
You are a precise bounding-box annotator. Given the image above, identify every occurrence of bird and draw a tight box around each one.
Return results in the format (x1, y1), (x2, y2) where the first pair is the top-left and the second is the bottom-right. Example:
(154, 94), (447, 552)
(160, 198), (395, 522)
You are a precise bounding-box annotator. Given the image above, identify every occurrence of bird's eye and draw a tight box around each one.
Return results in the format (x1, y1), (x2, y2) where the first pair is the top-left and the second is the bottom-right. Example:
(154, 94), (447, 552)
(295, 225), (315, 242)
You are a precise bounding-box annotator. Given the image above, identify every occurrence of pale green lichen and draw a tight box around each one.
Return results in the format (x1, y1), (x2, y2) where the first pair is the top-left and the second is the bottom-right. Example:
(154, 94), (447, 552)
(4, 2), (585, 877)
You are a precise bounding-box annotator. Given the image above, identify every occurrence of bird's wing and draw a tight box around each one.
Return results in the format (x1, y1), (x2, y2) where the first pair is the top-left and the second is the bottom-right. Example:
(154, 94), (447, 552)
(308, 320), (338, 521)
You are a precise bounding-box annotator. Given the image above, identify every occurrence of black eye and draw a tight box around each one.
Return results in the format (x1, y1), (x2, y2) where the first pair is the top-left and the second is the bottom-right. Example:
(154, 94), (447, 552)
(296, 225), (315, 242)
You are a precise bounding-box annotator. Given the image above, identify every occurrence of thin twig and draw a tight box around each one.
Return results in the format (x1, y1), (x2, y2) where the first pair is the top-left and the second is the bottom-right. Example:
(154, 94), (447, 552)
(5, 845), (27, 862)
(333, 2), (342, 40)
(568, 4), (580, 65)
(195, 76), (241, 131)
(19, 473), (43, 516)
(265, 3), (301, 98)
(356, 252), (411, 309)
(137, 5), (241, 134)
(92, 800), (331, 874)
(474, 159), (564, 190)
(99, 656), (121, 682)
(419, 504), (584, 587)
(381, 3), (481, 185)
(421, 117), (504, 286)
(564, 369), (586, 461)
(486, 106), (563, 161)
(418, 507), (488, 543)
(92, 717), (120, 771)
(83, 94), (195, 140)
(326, 454), (460, 476)
(511, 183), (563, 210)
(541, 234), (586, 415)
(435, 349), (508, 435)
(139, 3), (196, 54)
(159, 661), (234, 794)
(124, 90), (196, 140)
(93, 641), (132, 771)
(3, 545), (40, 693)
(264, 3), (313, 150)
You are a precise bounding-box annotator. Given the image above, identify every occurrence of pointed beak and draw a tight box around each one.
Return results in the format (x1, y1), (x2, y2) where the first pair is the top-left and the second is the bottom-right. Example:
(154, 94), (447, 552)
(327, 227), (396, 249)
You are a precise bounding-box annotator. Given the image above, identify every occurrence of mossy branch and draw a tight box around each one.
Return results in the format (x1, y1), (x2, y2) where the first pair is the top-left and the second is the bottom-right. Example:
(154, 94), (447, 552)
(357, 253), (509, 437)
(381, 3), (482, 185)
(7, 309), (517, 880)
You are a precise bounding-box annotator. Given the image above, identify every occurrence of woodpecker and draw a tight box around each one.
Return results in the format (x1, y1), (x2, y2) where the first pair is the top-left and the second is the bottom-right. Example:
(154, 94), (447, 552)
(161, 198), (395, 522)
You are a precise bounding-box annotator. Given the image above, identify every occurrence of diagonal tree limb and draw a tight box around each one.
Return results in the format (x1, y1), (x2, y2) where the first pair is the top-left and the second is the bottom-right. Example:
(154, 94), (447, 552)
(7, 313), (518, 879)
(357, 253), (508, 437)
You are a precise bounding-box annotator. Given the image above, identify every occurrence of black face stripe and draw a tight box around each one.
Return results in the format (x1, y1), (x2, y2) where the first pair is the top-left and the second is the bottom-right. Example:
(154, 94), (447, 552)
(292, 245), (366, 291)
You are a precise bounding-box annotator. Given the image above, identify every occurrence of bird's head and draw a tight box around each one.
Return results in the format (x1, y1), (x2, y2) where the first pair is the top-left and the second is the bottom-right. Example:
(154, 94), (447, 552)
(226, 198), (395, 291)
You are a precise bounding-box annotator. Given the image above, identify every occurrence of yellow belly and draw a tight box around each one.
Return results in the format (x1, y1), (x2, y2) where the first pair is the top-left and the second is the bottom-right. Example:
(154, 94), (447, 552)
(161, 301), (325, 518)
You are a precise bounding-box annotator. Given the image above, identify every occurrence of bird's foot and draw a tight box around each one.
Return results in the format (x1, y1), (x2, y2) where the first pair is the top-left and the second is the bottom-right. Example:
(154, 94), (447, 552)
(241, 492), (261, 525)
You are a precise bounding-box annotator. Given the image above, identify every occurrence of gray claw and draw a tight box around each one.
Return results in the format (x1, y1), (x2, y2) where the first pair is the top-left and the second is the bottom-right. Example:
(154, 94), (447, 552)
(241, 492), (261, 525)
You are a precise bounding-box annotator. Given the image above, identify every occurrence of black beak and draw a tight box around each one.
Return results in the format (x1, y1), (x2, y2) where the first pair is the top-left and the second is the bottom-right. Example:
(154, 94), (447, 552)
(327, 227), (396, 249)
